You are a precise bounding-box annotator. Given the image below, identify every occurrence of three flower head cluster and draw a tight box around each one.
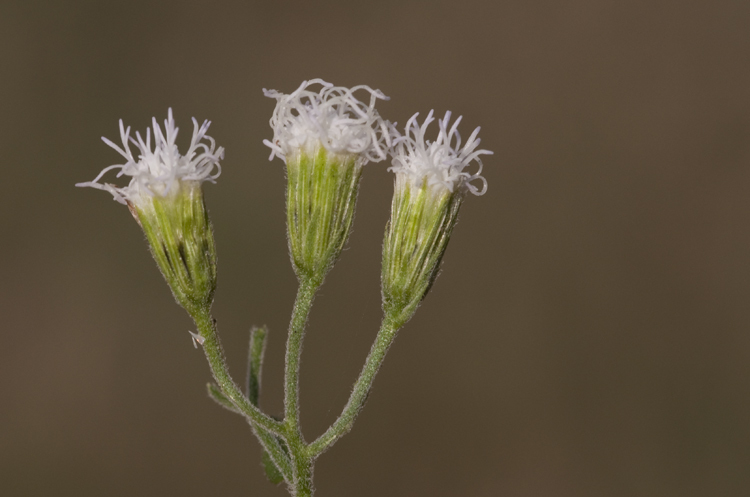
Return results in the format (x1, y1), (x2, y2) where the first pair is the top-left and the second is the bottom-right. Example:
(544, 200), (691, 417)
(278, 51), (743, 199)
(77, 79), (492, 324)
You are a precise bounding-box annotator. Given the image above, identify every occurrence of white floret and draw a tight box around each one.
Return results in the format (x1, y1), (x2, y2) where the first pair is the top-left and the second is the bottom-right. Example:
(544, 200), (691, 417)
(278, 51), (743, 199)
(388, 110), (492, 196)
(263, 79), (391, 164)
(76, 108), (224, 204)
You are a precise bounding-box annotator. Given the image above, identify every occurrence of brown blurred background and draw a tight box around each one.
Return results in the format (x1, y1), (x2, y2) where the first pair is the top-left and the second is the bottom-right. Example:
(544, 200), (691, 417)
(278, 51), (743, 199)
(2, 0), (750, 495)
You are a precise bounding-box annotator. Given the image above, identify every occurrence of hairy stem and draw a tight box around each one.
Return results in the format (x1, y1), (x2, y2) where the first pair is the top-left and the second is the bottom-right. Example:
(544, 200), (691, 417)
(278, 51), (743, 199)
(193, 309), (285, 437)
(309, 314), (400, 455)
(281, 278), (320, 495)
(284, 279), (318, 435)
(291, 450), (314, 497)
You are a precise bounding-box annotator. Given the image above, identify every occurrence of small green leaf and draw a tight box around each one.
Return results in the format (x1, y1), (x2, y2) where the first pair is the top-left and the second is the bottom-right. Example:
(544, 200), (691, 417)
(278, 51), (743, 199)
(258, 414), (290, 485)
(206, 382), (239, 413)
(261, 448), (285, 485)
(246, 326), (268, 405)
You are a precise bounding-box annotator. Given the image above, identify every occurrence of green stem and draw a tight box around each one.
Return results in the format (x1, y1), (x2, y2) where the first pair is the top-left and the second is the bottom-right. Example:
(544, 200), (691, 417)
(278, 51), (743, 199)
(284, 279), (318, 435)
(291, 451), (314, 497)
(282, 279), (319, 495)
(309, 314), (400, 455)
(193, 309), (285, 437)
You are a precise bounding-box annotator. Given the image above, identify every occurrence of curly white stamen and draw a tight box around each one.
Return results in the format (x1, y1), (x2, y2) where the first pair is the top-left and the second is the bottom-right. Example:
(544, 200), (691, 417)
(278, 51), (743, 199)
(262, 79), (391, 163)
(76, 108), (224, 204)
(389, 110), (492, 196)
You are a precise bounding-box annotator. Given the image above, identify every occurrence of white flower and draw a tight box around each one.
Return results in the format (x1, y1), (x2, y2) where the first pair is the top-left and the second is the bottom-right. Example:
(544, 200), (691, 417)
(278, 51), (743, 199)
(262, 79), (391, 163)
(76, 108), (224, 204)
(388, 110), (492, 196)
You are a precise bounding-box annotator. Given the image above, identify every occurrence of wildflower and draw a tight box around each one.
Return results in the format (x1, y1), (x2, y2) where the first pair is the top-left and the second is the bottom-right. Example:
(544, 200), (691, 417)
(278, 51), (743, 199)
(381, 110), (492, 326)
(77, 109), (223, 315)
(263, 79), (390, 285)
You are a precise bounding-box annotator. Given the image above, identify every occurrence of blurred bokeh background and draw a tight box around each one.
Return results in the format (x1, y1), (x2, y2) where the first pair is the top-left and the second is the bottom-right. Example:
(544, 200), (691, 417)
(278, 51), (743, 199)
(2, 0), (750, 495)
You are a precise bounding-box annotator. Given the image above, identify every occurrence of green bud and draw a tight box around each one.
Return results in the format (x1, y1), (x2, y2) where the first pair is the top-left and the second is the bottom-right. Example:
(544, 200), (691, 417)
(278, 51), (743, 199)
(130, 180), (217, 315)
(285, 145), (363, 286)
(381, 177), (462, 326)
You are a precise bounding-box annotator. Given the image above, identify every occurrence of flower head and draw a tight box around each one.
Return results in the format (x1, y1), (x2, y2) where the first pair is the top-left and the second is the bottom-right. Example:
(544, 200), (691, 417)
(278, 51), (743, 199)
(77, 109), (222, 314)
(388, 110), (492, 196)
(381, 111), (492, 325)
(262, 79), (391, 164)
(76, 108), (223, 204)
(264, 80), (391, 285)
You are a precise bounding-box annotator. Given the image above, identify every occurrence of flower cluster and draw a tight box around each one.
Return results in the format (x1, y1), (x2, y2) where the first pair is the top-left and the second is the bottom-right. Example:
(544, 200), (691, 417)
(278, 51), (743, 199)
(77, 80), (496, 497)
(76, 108), (223, 204)
(263, 79), (391, 164)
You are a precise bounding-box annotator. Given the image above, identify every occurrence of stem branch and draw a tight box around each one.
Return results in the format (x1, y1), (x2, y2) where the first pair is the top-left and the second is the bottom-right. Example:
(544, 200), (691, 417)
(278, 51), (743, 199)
(193, 310), (285, 437)
(309, 314), (400, 455)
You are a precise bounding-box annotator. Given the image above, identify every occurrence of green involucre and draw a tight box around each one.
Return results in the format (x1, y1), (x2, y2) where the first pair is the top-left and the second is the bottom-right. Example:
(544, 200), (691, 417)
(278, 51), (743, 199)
(381, 177), (463, 326)
(132, 181), (217, 315)
(285, 145), (363, 285)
